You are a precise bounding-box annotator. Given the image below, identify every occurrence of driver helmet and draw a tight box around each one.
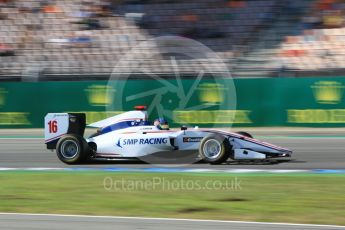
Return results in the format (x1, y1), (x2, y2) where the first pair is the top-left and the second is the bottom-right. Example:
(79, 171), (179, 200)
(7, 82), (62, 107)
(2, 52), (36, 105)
(154, 118), (169, 130)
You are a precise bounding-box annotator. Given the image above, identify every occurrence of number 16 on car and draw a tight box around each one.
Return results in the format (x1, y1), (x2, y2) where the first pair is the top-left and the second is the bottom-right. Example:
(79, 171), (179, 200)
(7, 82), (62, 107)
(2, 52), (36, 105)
(48, 120), (58, 133)
(44, 114), (70, 144)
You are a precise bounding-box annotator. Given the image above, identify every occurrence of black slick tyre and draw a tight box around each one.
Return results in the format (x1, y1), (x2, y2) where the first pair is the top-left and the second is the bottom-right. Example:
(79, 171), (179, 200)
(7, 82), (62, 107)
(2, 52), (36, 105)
(236, 131), (253, 138)
(199, 134), (231, 164)
(56, 134), (89, 164)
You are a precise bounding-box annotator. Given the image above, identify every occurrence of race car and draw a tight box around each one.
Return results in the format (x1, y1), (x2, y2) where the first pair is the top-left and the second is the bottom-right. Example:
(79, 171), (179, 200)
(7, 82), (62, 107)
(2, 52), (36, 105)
(44, 106), (292, 165)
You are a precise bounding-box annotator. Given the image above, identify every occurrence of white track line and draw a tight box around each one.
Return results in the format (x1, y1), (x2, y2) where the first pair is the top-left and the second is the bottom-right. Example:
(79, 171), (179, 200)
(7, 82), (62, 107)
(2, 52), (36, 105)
(0, 168), (343, 174)
(0, 167), (313, 173)
(0, 213), (344, 228)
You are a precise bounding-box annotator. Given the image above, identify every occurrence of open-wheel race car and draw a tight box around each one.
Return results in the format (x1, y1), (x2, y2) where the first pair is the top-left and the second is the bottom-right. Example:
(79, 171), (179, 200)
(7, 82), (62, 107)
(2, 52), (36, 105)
(44, 106), (292, 165)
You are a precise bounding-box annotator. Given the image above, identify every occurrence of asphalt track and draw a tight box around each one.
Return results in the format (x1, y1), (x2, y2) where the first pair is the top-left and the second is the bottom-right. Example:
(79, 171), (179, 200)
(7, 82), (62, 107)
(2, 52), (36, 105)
(0, 129), (344, 169)
(1, 129), (344, 230)
(1, 214), (344, 230)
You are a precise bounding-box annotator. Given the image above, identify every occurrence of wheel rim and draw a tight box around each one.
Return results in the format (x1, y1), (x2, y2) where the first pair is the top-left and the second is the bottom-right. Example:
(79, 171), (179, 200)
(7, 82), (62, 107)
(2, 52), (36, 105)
(60, 140), (79, 159)
(203, 139), (222, 159)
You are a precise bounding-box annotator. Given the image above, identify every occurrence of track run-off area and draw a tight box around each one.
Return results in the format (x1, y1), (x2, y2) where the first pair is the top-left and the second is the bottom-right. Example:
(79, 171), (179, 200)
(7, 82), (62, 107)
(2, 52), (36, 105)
(0, 128), (344, 169)
(0, 128), (344, 229)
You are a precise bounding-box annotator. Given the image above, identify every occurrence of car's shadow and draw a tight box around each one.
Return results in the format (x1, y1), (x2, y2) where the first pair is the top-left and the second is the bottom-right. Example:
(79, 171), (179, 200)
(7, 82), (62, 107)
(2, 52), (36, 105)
(224, 159), (305, 165)
(83, 158), (302, 166)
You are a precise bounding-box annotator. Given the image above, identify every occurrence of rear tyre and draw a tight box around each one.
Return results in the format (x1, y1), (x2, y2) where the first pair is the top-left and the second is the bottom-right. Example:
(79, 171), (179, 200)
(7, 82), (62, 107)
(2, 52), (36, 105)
(199, 134), (231, 164)
(236, 131), (253, 138)
(56, 134), (90, 164)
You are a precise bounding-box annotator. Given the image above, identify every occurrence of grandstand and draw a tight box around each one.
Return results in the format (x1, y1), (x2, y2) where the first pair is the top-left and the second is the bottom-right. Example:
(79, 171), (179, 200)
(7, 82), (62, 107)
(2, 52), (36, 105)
(0, 0), (343, 80)
(279, 1), (345, 74)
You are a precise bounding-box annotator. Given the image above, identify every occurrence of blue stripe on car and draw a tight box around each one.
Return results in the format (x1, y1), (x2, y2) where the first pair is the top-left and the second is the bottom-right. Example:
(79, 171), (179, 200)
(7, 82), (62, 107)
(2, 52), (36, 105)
(101, 120), (151, 135)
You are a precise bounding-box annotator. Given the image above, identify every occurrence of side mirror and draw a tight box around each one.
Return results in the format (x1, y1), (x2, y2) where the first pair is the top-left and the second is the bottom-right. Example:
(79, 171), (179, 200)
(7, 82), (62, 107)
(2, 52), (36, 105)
(181, 126), (187, 131)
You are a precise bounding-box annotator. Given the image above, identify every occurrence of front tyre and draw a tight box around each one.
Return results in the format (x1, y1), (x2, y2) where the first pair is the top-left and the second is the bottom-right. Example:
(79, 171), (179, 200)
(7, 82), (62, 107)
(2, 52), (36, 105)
(199, 134), (231, 164)
(56, 134), (89, 164)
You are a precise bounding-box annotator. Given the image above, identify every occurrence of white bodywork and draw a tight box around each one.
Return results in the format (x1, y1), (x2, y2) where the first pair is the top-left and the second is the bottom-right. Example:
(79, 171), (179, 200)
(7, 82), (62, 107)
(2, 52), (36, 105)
(45, 110), (292, 160)
(44, 113), (69, 143)
(88, 126), (290, 160)
(88, 111), (147, 128)
(85, 111), (291, 160)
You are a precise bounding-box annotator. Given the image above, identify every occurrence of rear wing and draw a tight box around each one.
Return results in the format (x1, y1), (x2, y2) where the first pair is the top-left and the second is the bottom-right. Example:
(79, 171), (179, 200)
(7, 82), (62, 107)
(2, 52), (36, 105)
(44, 113), (86, 149)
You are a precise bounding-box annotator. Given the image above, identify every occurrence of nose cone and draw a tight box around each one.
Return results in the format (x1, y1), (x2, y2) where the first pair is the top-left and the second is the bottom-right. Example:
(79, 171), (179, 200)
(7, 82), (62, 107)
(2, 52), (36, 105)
(277, 149), (293, 158)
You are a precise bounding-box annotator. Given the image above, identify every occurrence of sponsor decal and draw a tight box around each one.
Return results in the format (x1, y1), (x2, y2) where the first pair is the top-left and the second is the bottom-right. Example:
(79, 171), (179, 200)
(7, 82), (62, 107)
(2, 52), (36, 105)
(183, 137), (203, 143)
(287, 109), (345, 123)
(116, 138), (123, 148)
(288, 81), (345, 123)
(116, 138), (168, 148)
(140, 127), (153, 130)
(0, 112), (31, 125)
(85, 85), (115, 106)
(311, 81), (344, 104)
(198, 83), (226, 105)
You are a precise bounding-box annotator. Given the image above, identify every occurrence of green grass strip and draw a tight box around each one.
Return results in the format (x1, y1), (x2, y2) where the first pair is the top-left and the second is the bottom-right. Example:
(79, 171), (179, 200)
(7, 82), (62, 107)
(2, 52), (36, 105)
(0, 172), (344, 225)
